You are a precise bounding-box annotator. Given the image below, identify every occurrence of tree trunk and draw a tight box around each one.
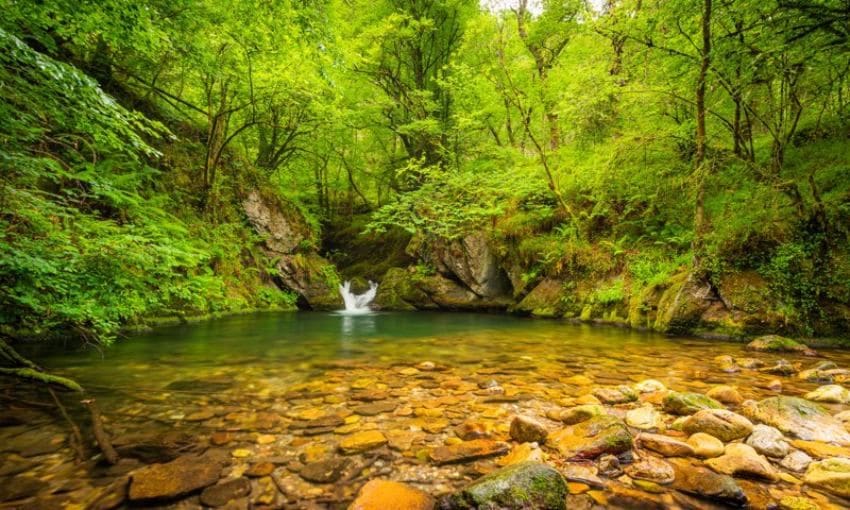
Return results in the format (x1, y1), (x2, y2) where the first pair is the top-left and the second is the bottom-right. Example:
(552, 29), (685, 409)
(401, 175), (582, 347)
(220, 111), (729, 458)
(692, 0), (712, 275)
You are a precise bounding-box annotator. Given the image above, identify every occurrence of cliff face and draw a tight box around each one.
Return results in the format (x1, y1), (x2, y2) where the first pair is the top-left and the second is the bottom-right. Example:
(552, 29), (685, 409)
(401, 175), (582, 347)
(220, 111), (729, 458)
(243, 189), (341, 309)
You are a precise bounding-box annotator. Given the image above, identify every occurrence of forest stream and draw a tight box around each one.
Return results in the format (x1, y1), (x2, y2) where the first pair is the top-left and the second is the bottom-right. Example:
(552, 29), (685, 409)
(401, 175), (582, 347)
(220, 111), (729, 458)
(3, 312), (850, 509)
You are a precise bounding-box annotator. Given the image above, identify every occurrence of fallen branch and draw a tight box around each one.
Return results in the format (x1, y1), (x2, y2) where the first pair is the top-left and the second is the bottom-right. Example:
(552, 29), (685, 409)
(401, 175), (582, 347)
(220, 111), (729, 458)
(82, 398), (119, 465)
(48, 388), (86, 462)
(0, 367), (83, 392)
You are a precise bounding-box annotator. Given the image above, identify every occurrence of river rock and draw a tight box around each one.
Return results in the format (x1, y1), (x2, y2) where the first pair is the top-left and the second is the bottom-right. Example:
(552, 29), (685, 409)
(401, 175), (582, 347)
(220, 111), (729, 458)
(129, 453), (223, 501)
(339, 431), (388, 454)
(682, 409), (753, 441)
(597, 454), (623, 477)
(706, 385), (744, 405)
(593, 386), (637, 404)
(509, 415), (548, 444)
(790, 439), (850, 458)
(437, 461), (567, 510)
(737, 358), (765, 369)
(663, 392), (723, 415)
(803, 458), (850, 498)
(556, 404), (605, 425)
(299, 458), (348, 483)
(353, 402), (398, 416)
(798, 361), (838, 382)
(746, 424), (789, 458)
(625, 456), (675, 484)
(454, 421), (493, 440)
(740, 396), (850, 445)
(714, 355), (741, 373)
(746, 335), (810, 353)
(548, 415), (632, 460)
(760, 359), (797, 376)
(429, 439), (510, 465)
(350, 480), (435, 510)
(669, 458), (747, 506)
(0, 476), (49, 502)
(805, 384), (850, 404)
(637, 433), (695, 457)
(687, 432), (725, 458)
(497, 442), (545, 466)
(779, 496), (820, 510)
(634, 379), (666, 393)
(780, 450), (813, 472)
(626, 406), (663, 430)
(199, 478), (251, 507)
(705, 443), (779, 482)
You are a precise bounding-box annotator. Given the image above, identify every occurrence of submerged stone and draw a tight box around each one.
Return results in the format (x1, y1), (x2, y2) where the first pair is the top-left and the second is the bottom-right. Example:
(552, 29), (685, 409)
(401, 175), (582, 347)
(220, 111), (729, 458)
(129, 454), (223, 501)
(299, 458), (348, 483)
(437, 461), (567, 510)
(199, 477), (251, 507)
(429, 439), (510, 465)
(624, 456), (675, 484)
(339, 431), (388, 454)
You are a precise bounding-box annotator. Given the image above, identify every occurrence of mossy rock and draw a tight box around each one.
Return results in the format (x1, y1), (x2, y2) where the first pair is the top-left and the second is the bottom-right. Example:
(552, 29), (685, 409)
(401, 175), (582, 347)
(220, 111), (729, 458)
(438, 461), (567, 510)
(746, 335), (809, 353)
(513, 279), (570, 317)
(373, 268), (426, 311)
(654, 272), (712, 334)
(662, 392), (724, 416)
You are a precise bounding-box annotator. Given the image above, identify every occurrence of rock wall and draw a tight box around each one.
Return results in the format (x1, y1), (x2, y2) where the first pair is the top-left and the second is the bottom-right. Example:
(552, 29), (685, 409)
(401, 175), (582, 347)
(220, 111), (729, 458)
(242, 189), (341, 309)
(374, 232), (514, 311)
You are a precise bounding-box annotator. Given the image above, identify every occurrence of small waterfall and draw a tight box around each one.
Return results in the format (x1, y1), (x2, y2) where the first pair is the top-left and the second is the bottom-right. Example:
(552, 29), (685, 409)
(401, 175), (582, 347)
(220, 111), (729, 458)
(339, 280), (378, 314)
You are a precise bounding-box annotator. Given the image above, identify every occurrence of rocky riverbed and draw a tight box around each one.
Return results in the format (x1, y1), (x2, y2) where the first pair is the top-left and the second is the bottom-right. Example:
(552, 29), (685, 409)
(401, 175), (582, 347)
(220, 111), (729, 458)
(3, 322), (850, 509)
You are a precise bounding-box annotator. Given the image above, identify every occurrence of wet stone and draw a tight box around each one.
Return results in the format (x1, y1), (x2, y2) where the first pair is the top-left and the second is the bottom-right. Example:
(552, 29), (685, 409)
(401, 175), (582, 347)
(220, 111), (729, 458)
(669, 458), (747, 506)
(438, 461), (567, 510)
(0, 475), (49, 502)
(705, 443), (779, 482)
(350, 479), (435, 510)
(555, 404), (605, 425)
(299, 458), (348, 483)
(681, 409), (753, 442)
(353, 401), (397, 416)
(687, 432), (725, 459)
(129, 453), (223, 501)
(746, 424), (789, 458)
(662, 392), (723, 416)
(429, 439), (510, 465)
(199, 477), (251, 507)
(780, 450), (813, 472)
(244, 462), (275, 477)
(548, 415), (632, 461)
(760, 359), (797, 376)
(803, 457), (850, 498)
(454, 421), (493, 440)
(593, 386), (637, 405)
(339, 431), (388, 454)
(741, 396), (850, 445)
(637, 433), (695, 457)
(509, 415), (548, 444)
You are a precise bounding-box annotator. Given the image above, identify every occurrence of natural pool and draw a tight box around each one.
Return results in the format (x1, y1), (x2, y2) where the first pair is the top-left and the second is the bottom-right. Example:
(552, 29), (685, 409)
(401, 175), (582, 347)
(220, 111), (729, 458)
(2, 311), (850, 509)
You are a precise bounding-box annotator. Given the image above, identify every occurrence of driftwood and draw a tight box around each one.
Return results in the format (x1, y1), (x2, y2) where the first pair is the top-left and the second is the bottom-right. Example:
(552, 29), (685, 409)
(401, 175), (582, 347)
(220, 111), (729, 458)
(1, 337), (119, 465)
(82, 398), (119, 465)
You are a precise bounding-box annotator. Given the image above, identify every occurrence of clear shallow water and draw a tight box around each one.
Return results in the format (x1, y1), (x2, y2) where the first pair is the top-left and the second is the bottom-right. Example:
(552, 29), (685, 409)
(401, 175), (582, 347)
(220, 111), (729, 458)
(4, 312), (850, 508)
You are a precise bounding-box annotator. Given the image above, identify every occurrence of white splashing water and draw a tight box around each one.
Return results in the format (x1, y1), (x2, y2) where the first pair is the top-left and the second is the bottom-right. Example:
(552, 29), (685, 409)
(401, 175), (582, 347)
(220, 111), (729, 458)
(339, 280), (378, 314)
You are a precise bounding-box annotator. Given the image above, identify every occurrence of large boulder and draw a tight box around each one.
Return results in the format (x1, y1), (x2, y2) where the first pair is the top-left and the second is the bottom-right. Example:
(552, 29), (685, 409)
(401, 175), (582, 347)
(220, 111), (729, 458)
(437, 461), (567, 510)
(513, 279), (568, 318)
(408, 232), (512, 299)
(746, 335), (811, 353)
(741, 396), (850, 445)
(374, 268), (512, 311)
(242, 189), (340, 309)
